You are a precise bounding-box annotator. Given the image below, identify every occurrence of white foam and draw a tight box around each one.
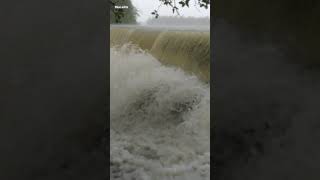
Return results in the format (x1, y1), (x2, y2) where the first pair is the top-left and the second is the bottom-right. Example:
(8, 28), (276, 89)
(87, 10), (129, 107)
(110, 44), (210, 180)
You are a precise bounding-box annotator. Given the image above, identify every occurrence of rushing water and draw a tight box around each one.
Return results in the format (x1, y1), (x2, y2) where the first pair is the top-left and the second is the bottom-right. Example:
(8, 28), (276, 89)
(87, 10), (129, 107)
(110, 25), (210, 82)
(110, 44), (210, 180)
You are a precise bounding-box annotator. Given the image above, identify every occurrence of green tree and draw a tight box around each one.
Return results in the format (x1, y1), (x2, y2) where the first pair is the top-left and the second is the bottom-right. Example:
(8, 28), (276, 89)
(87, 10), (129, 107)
(110, 0), (210, 23)
(151, 0), (210, 18)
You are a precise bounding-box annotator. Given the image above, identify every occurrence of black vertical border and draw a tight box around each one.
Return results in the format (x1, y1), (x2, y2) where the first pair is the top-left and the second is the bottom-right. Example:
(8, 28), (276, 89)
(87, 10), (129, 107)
(210, 1), (215, 179)
(106, 0), (111, 179)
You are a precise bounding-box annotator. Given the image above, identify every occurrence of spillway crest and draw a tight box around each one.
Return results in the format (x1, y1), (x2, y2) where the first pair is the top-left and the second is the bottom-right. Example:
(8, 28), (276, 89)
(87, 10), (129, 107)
(110, 26), (210, 82)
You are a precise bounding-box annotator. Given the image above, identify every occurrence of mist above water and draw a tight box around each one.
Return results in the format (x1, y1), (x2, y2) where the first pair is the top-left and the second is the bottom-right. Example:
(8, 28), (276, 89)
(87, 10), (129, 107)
(110, 44), (210, 180)
(111, 16), (210, 31)
(144, 16), (209, 29)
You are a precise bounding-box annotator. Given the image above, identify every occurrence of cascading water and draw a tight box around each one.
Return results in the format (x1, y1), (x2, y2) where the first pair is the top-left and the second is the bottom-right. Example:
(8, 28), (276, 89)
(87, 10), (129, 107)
(110, 43), (210, 180)
(110, 25), (210, 82)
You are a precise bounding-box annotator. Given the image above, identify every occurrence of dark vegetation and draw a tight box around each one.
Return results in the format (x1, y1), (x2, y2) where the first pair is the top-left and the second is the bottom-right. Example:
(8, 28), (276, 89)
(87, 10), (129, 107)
(150, 0), (210, 18)
(110, 0), (138, 23)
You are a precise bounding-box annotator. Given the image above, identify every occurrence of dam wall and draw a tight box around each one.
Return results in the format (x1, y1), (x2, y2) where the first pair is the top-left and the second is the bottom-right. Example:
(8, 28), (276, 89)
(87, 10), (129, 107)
(110, 26), (210, 82)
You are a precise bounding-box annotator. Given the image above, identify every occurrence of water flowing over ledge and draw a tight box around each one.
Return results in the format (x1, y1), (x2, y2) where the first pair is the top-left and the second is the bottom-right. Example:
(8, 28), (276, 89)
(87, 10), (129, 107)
(110, 25), (210, 82)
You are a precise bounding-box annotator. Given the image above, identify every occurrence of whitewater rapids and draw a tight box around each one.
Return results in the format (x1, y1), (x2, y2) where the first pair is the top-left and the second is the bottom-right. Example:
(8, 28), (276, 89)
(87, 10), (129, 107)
(110, 44), (210, 180)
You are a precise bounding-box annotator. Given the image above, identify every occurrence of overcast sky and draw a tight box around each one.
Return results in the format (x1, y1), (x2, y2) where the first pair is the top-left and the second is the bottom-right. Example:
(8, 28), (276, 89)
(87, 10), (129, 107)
(131, 0), (210, 23)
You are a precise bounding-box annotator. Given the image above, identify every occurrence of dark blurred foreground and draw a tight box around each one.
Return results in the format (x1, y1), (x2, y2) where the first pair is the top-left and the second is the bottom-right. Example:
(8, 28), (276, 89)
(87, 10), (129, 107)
(215, 0), (320, 65)
(213, 19), (320, 180)
(0, 1), (107, 179)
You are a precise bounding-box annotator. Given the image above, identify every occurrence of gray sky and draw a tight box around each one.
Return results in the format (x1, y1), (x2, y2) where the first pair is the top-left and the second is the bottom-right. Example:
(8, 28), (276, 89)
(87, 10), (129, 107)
(131, 0), (210, 23)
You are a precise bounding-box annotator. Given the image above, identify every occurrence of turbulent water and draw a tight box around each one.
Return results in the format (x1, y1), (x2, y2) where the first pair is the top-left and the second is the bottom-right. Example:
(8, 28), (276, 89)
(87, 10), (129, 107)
(110, 26), (210, 82)
(110, 44), (210, 180)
